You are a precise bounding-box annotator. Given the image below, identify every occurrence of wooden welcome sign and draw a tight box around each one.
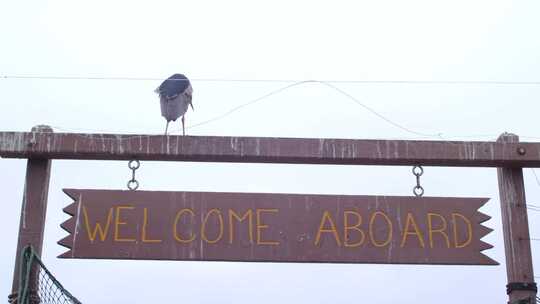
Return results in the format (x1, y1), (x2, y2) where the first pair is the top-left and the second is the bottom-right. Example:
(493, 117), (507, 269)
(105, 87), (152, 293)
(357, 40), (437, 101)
(58, 189), (496, 265)
(5, 131), (539, 302)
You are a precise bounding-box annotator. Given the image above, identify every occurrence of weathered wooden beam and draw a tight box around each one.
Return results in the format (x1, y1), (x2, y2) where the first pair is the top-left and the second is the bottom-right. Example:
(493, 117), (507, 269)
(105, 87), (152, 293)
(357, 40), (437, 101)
(497, 134), (537, 303)
(11, 126), (53, 299)
(1, 131), (540, 167)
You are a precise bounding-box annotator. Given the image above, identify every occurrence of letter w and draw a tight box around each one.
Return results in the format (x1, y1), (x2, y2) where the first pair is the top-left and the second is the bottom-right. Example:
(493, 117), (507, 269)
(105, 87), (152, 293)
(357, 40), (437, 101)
(83, 206), (113, 242)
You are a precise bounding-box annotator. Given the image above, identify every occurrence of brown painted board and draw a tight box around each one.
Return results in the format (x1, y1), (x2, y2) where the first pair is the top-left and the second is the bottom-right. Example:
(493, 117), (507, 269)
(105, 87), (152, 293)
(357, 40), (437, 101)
(58, 189), (497, 265)
(1, 131), (539, 167)
(497, 134), (536, 301)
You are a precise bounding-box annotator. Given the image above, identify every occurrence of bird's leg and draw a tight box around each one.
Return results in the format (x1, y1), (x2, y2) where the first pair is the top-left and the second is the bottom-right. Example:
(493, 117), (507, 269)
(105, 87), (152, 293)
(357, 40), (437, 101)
(165, 121), (170, 135)
(181, 115), (185, 136)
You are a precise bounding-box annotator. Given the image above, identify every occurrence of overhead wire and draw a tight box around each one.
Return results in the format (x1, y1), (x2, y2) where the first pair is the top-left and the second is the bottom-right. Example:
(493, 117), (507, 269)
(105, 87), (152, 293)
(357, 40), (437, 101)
(175, 80), (540, 139)
(4, 75), (540, 142)
(3, 74), (540, 85)
(49, 81), (319, 138)
(316, 81), (441, 137)
(532, 169), (540, 187)
(43, 80), (444, 139)
(187, 80), (313, 130)
(186, 80), (441, 137)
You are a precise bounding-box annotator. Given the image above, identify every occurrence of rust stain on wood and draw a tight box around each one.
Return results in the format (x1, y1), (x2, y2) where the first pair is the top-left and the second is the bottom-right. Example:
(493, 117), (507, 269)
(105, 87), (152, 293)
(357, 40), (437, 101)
(58, 189), (497, 265)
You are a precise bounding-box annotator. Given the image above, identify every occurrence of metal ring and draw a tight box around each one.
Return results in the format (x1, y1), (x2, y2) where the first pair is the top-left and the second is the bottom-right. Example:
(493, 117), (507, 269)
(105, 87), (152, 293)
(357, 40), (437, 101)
(127, 180), (139, 191)
(128, 160), (140, 170)
(412, 165), (424, 176)
(413, 186), (424, 197)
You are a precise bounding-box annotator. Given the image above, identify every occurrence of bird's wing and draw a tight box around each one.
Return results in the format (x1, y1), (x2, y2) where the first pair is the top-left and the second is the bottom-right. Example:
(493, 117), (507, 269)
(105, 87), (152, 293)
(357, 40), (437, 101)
(156, 74), (190, 100)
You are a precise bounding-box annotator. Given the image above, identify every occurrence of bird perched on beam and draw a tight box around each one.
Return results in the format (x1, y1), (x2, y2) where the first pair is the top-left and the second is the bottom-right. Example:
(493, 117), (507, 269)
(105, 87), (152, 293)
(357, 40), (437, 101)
(155, 73), (194, 135)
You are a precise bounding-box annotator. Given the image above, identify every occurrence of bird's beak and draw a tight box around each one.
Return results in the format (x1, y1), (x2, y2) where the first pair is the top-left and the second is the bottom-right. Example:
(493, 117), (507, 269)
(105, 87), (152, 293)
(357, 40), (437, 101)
(190, 102), (194, 111)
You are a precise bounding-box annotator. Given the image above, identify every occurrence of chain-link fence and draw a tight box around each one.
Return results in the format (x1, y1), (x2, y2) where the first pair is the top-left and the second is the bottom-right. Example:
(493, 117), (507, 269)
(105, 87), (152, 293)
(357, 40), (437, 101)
(9, 246), (81, 304)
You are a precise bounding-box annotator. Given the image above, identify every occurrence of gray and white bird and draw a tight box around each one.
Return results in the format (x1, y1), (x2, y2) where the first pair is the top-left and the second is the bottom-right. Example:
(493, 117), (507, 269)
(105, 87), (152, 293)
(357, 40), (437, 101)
(155, 73), (194, 135)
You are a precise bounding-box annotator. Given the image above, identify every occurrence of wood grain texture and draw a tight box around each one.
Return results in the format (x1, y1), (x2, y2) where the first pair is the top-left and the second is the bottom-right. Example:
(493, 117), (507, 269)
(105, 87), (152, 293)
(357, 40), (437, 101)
(1, 132), (540, 167)
(497, 133), (537, 302)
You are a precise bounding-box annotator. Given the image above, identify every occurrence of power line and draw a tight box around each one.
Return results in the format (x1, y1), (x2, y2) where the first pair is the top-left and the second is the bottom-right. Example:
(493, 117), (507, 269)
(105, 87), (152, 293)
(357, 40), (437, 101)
(317, 81), (441, 137)
(47, 79), (439, 139)
(3, 74), (540, 85)
(52, 79), (430, 137)
(532, 169), (540, 187)
(187, 80), (441, 137)
(187, 81), (311, 130)
(37, 85), (540, 140)
(7, 76), (540, 140)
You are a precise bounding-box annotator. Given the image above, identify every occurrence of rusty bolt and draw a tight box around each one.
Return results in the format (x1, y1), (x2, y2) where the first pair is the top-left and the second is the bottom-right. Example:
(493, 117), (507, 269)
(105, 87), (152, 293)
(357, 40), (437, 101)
(517, 147), (526, 155)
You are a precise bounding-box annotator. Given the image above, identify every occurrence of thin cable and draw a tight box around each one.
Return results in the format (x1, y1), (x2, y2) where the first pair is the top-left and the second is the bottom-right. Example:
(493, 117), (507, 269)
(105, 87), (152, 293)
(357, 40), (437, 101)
(46, 81), (315, 138)
(187, 80), (312, 129)
(187, 80), (441, 137)
(532, 169), (540, 187)
(20, 79), (540, 140)
(3, 74), (540, 85)
(316, 81), (441, 137)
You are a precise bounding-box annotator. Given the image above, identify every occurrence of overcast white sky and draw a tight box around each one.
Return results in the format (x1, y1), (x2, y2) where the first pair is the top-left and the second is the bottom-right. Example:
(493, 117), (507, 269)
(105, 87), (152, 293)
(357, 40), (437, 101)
(1, 0), (540, 303)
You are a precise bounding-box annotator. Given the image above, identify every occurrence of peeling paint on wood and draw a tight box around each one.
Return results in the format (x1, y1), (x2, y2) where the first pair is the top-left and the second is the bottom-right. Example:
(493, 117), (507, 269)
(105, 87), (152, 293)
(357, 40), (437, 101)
(1, 132), (540, 167)
(11, 158), (52, 293)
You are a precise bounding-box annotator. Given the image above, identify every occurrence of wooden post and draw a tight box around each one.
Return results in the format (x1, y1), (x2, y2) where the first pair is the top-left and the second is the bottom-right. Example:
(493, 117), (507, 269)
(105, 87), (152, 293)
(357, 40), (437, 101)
(10, 126), (53, 299)
(497, 133), (537, 303)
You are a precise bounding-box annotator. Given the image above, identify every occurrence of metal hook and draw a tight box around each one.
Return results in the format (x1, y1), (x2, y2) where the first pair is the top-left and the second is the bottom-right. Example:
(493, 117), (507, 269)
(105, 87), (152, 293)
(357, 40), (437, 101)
(127, 160), (140, 191)
(412, 165), (424, 197)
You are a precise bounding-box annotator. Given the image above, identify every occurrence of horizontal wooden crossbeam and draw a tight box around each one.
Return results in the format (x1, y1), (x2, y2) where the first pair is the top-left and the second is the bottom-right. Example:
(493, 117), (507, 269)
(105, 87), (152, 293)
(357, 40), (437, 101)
(1, 131), (539, 167)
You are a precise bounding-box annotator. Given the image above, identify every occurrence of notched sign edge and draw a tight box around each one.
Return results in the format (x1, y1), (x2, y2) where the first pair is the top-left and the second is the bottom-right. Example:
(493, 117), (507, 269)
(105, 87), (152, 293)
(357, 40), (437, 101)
(58, 189), (80, 258)
(473, 198), (498, 265)
(57, 189), (498, 265)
